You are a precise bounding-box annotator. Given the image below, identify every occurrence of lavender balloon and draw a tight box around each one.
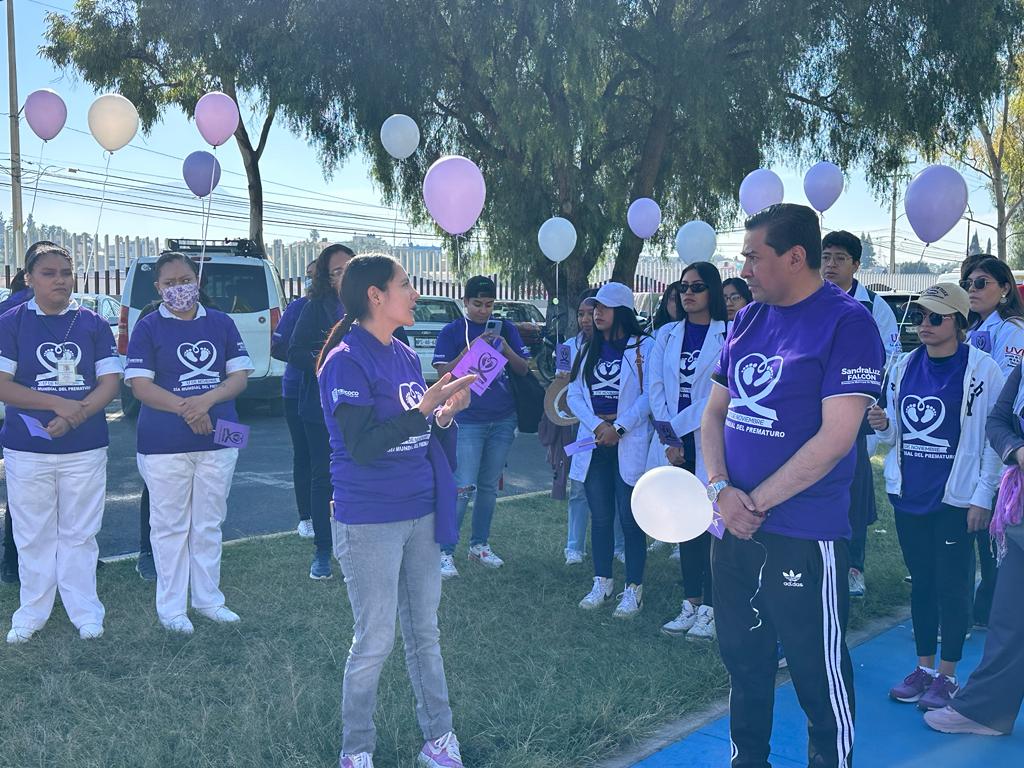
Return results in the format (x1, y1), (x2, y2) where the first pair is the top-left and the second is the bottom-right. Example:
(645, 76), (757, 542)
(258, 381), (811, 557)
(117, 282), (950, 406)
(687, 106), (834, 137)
(422, 156), (486, 235)
(24, 89), (67, 141)
(195, 91), (240, 147)
(904, 165), (968, 244)
(803, 162), (844, 212)
(182, 151), (222, 198)
(739, 169), (784, 216)
(627, 198), (661, 239)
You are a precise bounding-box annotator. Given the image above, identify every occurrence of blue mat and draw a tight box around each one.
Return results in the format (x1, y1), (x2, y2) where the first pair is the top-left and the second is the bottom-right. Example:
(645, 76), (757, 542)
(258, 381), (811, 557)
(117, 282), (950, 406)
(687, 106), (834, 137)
(633, 622), (1024, 767)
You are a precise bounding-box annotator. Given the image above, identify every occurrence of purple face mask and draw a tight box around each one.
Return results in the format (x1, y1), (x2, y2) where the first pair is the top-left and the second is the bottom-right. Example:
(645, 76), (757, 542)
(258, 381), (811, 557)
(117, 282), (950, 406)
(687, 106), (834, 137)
(161, 282), (200, 312)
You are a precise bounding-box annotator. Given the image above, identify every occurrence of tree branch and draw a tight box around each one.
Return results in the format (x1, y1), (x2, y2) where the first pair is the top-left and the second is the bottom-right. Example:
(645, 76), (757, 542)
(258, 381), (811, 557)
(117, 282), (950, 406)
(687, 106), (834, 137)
(254, 101), (276, 160)
(785, 90), (854, 127)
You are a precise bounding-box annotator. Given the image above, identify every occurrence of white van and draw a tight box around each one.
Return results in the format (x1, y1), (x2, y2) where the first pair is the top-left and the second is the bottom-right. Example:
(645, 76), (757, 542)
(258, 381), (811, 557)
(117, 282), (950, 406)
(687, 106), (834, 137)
(117, 239), (286, 417)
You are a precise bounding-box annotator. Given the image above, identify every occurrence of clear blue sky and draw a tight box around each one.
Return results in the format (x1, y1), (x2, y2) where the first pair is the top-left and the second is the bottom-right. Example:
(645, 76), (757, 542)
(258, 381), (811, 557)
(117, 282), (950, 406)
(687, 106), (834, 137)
(1, 0), (1002, 270)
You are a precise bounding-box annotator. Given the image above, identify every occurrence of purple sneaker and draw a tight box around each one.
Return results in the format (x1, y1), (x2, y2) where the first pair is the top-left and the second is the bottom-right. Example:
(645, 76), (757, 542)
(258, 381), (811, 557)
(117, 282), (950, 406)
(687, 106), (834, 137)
(417, 731), (464, 768)
(889, 667), (935, 703)
(918, 674), (960, 711)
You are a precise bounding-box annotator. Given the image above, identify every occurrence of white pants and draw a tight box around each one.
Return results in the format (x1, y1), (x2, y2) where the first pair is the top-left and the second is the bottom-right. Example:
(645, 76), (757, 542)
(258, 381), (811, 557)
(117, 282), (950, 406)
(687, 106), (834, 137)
(4, 447), (107, 630)
(137, 449), (238, 623)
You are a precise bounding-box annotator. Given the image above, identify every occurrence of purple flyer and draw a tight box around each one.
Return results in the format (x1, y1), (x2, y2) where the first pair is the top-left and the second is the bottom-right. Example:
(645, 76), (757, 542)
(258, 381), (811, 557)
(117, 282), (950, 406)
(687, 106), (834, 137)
(19, 413), (53, 441)
(213, 419), (250, 449)
(452, 338), (508, 396)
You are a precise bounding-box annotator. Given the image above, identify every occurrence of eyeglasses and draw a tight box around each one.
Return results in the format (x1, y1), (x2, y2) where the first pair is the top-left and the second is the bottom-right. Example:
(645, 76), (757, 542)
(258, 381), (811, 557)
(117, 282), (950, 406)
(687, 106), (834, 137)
(821, 254), (852, 265)
(678, 282), (708, 294)
(960, 277), (995, 291)
(724, 293), (745, 304)
(907, 310), (950, 327)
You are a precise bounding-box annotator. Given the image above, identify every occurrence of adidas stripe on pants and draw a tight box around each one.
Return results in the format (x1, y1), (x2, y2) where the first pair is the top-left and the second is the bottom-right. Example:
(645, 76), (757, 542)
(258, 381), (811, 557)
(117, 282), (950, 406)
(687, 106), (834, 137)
(713, 530), (855, 768)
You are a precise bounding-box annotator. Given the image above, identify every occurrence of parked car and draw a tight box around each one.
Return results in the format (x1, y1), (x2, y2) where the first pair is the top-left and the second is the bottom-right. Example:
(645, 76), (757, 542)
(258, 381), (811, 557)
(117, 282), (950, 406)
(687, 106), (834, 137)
(405, 295), (465, 383)
(493, 300), (560, 382)
(73, 292), (120, 335)
(117, 238), (286, 417)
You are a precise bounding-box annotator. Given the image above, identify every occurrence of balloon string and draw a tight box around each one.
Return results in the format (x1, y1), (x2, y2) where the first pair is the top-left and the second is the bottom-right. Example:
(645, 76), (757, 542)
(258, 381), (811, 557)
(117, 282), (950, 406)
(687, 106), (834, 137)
(555, 261), (560, 346)
(198, 148), (217, 286)
(88, 152), (113, 275)
(747, 537), (768, 632)
(28, 142), (45, 219)
(455, 235), (471, 354)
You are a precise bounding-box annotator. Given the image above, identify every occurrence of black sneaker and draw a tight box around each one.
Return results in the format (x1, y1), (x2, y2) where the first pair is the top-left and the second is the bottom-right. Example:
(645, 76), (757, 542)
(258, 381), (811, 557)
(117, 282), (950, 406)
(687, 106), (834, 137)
(0, 558), (18, 585)
(136, 552), (157, 582)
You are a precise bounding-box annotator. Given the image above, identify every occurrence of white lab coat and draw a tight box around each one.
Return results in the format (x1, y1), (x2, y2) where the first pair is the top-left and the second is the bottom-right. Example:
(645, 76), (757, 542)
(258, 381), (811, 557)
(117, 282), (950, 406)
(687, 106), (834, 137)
(644, 319), (727, 483)
(567, 334), (656, 486)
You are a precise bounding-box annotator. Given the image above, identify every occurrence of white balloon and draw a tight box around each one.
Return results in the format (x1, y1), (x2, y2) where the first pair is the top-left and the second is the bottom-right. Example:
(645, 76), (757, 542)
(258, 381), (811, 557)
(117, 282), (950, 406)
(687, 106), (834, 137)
(739, 168), (784, 216)
(631, 466), (713, 543)
(675, 220), (717, 263)
(538, 217), (577, 263)
(87, 93), (139, 152)
(380, 114), (420, 160)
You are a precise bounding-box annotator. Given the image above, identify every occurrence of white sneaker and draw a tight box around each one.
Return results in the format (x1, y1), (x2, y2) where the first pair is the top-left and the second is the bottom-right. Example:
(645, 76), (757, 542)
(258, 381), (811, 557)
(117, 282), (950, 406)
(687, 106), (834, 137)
(647, 539), (669, 553)
(468, 543), (504, 568)
(661, 600), (699, 636)
(687, 605), (716, 640)
(565, 550), (584, 565)
(579, 576), (614, 609)
(613, 584), (644, 619)
(669, 544), (681, 561)
(614, 550), (626, 564)
(440, 553), (460, 579)
(6, 626), (35, 644)
(162, 614), (195, 635)
(79, 623), (104, 640)
(340, 752), (375, 768)
(297, 519), (315, 539)
(197, 606), (240, 624)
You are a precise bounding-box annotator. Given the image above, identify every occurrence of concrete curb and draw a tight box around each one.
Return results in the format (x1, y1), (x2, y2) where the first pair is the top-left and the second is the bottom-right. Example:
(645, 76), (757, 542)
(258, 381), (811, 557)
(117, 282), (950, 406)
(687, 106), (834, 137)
(597, 608), (913, 768)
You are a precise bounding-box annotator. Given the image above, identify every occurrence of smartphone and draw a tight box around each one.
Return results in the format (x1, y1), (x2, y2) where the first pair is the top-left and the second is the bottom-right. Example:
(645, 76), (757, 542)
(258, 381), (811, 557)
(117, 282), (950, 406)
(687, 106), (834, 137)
(485, 318), (502, 336)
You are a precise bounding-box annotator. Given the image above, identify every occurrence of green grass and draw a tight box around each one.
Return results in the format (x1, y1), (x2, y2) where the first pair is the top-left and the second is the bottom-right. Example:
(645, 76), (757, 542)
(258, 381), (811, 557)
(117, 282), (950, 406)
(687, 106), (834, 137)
(0, 470), (907, 768)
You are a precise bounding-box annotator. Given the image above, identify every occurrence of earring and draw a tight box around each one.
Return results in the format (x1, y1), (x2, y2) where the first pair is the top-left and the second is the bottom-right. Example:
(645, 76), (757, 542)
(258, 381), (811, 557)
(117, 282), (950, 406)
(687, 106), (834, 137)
(1001, 294), (1009, 305)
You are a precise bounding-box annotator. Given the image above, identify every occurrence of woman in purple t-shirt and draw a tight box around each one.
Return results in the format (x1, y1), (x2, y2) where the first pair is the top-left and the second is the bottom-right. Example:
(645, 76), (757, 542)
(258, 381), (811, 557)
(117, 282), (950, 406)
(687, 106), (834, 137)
(0, 244), (123, 644)
(125, 252), (254, 635)
(316, 255), (473, 768)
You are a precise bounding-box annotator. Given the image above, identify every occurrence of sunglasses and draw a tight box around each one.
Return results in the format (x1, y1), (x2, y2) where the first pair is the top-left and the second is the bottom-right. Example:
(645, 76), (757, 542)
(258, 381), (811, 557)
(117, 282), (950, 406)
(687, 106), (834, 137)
(907, 310), (950, 327)
(678, 282), (708, 294)
(960, 277), (996, 291)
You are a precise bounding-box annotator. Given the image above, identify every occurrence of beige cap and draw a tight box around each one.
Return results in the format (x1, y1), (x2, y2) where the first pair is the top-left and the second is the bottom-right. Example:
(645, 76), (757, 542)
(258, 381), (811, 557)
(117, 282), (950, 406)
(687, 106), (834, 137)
(914, 282), (970, 320)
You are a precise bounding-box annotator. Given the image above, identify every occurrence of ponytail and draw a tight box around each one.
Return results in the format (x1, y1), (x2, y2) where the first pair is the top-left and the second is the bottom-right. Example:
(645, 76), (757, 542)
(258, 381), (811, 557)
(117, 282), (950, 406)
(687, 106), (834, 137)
(317, 313), (357, 372)
(314, 253), (399, 372)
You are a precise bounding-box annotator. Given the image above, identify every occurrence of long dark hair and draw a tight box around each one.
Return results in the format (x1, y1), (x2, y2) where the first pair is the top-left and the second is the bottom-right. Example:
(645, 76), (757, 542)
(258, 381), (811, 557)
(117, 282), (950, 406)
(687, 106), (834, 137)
(652, 282), (682, 330)
(308, 243), (355, 302)
(681, 261), (728, 323)
(571, 304), (648, 383)
(965, 256), (1024, 328)
(316, 254), (398, 372)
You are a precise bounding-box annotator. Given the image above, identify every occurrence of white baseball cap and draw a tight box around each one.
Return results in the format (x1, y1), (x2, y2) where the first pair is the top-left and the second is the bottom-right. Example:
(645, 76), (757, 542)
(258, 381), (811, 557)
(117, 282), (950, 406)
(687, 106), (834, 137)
(583, 282), (635, 311)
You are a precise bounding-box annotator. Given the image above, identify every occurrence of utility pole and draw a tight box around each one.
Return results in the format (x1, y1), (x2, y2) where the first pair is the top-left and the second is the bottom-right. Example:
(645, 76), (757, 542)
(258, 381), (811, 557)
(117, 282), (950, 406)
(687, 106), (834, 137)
(5, 0), (24, 263)
(889, 173), (898, 274)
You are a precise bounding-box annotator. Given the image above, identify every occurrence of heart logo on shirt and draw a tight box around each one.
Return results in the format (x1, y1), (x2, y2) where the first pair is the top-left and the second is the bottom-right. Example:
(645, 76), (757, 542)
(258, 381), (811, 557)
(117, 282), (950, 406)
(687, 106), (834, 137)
(37, 341), (82, 371)
(399, 381), (426, 411)
(592, 358), (622, 395)
(731, 353), (784, 421)
(176, 340), (220, 382)
(903, 395), (944, 431)
(680, 350), (700, 378)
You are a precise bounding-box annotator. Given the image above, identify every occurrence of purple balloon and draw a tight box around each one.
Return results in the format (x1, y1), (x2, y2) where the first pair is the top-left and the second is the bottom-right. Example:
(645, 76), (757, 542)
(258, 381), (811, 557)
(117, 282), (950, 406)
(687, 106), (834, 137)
(904, 165), (968, 244)
(627, 198), (661, 239)
(803, 161), (844, 212)
(182, 151), (222, 198)
(422, 156), (486, 235)
(24, 89), (67, 141)
(739, 169), (784, 215)
(195, 91), (240, 147)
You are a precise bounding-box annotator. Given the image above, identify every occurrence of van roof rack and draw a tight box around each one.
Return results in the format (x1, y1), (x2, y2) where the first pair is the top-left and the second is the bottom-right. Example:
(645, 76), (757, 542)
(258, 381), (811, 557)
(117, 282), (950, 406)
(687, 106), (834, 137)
(164, 239), (265, 259)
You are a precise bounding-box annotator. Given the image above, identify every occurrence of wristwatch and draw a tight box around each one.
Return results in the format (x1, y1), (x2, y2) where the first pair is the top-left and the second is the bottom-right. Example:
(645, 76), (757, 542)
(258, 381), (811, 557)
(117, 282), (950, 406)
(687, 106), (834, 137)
(706, 479), (730, 503)
(613, 422), (627, 437)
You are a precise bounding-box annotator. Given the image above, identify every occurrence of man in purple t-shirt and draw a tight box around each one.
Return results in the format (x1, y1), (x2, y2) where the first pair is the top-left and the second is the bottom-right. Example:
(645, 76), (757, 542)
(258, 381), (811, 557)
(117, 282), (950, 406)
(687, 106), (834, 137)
(702, 204), (883, 767)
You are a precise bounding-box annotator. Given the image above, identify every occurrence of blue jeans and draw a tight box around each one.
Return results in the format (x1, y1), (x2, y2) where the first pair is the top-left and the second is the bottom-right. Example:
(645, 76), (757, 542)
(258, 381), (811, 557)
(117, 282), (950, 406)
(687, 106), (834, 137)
(566, 478), (623, 557)
(584, 446), (646, 585)
(444, 415), (518, 554)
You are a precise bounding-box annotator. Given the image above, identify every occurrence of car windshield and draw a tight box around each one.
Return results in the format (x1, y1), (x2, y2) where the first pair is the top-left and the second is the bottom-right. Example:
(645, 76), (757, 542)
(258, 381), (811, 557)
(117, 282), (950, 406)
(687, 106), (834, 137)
(130, 262), (269, 313)
(413, 299), (462, 324)
(494, 302), (544, 323)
